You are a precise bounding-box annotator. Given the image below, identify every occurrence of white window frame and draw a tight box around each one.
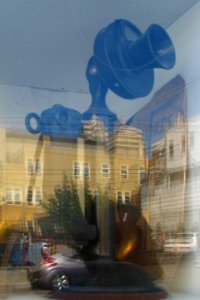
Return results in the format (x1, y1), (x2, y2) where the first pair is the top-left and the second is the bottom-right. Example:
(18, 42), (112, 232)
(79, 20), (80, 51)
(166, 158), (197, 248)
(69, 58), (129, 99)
(101, 163), (110, 178)
(73, 161), (90, 180)
(6, 187), (22, 205)
(27, 158), (42, 176)
(35, 187), (43, 206)
(73, 161), (81, 179)
(117, 191), (131, 205)
(120, 165), (128, 179)
(26, 186), (43, 206)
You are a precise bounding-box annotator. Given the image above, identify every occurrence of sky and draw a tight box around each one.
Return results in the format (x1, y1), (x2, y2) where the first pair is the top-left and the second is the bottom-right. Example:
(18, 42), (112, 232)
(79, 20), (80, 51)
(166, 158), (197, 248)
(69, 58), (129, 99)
(0, 0), (200, 131)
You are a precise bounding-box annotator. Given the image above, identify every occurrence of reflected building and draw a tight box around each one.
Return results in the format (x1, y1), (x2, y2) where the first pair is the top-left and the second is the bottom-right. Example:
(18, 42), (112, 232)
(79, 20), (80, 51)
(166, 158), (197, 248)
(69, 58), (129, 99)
(185, 117), (200, 231)
(128, 74), (188, 234)
(146, 114), (187, 233)
(0, 122), (146, 237)
(144, 115), (200, 234)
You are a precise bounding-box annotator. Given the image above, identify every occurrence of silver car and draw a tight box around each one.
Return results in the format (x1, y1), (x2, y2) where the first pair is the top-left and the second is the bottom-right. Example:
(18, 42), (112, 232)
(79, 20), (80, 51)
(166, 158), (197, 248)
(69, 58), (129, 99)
(27, 253), (167, 296)
(164, 232), (200, 254)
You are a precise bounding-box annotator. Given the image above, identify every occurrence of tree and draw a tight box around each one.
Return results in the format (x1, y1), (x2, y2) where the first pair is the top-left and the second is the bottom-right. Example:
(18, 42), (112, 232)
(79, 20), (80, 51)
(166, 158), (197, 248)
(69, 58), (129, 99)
(43, 175), (96, 248)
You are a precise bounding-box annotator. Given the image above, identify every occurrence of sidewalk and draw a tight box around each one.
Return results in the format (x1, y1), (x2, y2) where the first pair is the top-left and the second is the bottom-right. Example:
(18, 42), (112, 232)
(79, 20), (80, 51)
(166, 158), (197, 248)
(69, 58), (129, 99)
(0, 266), (30, 288)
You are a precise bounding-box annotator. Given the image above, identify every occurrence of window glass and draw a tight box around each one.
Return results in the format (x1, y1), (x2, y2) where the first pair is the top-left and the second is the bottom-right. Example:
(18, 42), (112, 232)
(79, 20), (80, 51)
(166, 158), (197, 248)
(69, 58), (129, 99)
(35, 188), (42, 206)
(6, 188), (13, 204)
(120, 165), (128, 179)
(0, 2), (200, 299)
(102, 164), (110, 178)
(27, 187), (33, 206)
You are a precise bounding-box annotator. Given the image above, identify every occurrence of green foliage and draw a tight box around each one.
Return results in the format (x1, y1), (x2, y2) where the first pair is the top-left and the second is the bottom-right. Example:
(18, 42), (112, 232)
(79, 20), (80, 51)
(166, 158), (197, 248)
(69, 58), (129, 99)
(43, 175), (97, 246)
(44, 175), (79, 242)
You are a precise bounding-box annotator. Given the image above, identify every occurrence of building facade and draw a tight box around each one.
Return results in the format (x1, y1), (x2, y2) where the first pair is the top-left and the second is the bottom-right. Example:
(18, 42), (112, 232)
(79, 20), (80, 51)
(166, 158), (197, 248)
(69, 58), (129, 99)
(0, 124), (146, 236)
(144, 115), (187, 233)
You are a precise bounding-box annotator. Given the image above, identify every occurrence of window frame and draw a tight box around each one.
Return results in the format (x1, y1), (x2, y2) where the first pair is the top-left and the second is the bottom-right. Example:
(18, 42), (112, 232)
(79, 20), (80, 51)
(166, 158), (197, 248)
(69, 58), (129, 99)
(120, 165), (128, 179)
(101, 163), (110, 178)
(26, 158), (42, 176)
(73, 161), (90, 180)
(6, 187), (22, 205)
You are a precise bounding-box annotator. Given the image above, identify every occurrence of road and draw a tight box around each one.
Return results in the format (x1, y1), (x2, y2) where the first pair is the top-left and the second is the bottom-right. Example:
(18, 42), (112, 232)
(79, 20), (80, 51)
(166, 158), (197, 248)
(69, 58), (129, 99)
(0, 255), (200, 299)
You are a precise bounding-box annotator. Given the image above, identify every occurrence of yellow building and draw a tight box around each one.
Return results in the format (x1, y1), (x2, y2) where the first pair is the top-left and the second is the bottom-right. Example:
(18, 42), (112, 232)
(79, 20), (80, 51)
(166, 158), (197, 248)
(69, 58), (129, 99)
(0, 124), (146, 235)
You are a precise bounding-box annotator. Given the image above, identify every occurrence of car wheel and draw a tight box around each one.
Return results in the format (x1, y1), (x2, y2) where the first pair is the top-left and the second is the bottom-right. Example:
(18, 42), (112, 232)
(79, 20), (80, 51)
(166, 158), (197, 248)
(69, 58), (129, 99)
(50, 272), (71, 291)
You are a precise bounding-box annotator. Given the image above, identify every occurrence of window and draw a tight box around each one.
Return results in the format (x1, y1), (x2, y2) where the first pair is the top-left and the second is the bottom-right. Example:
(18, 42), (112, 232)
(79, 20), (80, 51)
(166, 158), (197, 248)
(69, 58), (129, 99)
(14, 188), (21, 204)
(26, 187), (42, 206)
(181, 136), (185, 154)
(120, 165), (128, 179)
(35, 188), (42, 206)
(139, 168), (146, 183)
(169, 141), (174, 160)
(117, 191), (131, 205)
(117, 192), (123, 205)
(6, 188), (13, 204)
(27, 158), (42, 176)
(73, 161), (90, 179)
(125, 192), (130, 204)
(102, 164), (110, 178)
(83, 162), (90, 178)
(35, 159), (41, 175)
(27, 221), (34, 231)
(27, 159), (34, 175)
(73, 162), (81, 179)
(27, 186), (33, 206)
(6, 188), (21, 205)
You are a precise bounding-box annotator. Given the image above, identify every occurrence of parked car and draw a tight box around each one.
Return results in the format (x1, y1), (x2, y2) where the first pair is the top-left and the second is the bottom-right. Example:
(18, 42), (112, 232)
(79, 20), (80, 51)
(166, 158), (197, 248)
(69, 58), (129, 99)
(164, 232), (200, 255)
(27, 253), (167, 298)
